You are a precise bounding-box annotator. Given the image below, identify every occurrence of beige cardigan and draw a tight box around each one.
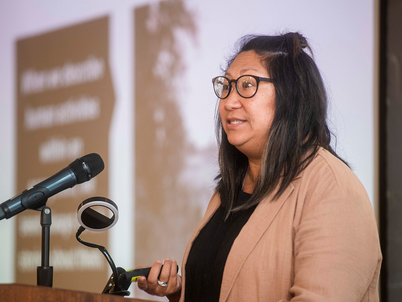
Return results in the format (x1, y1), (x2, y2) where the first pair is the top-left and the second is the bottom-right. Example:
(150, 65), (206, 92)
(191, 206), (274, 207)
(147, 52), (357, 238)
(179, 148), (382, 302)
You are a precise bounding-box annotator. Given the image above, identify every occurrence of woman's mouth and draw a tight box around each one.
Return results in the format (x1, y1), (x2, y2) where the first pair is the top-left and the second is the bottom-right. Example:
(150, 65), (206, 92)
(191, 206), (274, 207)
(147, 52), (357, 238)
(228, 120), (244, 125)
(227, 118), (246, 128)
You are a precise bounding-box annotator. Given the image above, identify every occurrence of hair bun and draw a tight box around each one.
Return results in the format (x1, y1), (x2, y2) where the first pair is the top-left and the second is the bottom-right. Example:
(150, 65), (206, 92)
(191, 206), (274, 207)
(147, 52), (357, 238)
(285, 32), (309, 58)
(299, 35), (308, 49)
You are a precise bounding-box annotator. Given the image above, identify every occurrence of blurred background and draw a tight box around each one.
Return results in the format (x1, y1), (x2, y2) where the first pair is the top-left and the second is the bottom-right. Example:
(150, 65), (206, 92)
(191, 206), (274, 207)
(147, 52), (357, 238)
(0, 0), (399, 301)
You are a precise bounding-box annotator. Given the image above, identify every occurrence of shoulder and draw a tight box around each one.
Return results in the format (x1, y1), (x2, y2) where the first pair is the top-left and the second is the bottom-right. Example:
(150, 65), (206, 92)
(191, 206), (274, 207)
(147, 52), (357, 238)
(303, 148), (361, 187)
(297, 147), (369, 204)
(294, 148), (378, 242)
(304, 148), (350, 179)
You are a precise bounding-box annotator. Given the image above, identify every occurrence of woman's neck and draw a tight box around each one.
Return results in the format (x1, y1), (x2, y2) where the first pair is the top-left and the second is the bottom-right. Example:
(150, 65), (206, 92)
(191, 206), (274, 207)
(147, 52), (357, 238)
(242, 159), (260, 194)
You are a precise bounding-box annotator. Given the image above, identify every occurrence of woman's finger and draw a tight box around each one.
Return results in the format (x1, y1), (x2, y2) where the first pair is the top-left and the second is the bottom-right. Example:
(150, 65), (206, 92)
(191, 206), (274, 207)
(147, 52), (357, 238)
(137, 276), (148, 291)
(166, 259), (178, 292)
(158, 258), (172, 285)
(166, 260), (182, 301)
(146, 259), (163, 292)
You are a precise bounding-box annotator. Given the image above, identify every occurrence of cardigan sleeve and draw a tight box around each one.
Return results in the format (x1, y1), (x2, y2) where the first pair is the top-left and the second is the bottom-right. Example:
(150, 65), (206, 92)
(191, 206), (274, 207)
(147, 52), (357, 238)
(282, 154), (381, 302)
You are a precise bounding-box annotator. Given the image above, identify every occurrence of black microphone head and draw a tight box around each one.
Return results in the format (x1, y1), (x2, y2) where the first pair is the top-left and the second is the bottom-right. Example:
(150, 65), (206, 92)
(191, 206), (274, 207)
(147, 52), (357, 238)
(69, 153), (105, 184)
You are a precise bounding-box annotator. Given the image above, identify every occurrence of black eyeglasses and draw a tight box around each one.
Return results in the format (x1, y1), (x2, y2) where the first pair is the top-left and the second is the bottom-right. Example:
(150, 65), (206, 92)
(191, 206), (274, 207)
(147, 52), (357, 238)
(212, 75), (273, 99)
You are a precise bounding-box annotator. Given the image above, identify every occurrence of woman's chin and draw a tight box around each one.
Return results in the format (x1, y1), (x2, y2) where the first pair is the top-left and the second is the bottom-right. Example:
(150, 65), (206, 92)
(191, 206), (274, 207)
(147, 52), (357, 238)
(227, 138), (246, 149)
(228, 139), (264, 160)
(228, 140), (250, 155)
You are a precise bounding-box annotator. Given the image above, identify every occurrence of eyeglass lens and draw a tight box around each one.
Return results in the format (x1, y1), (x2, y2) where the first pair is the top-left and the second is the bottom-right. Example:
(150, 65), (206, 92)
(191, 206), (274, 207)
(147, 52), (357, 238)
(213, 76), (258, 99)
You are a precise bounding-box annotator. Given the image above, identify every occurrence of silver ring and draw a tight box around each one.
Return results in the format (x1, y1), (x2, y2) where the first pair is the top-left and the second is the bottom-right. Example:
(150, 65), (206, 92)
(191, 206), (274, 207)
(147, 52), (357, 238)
(157, 280), (168, 287)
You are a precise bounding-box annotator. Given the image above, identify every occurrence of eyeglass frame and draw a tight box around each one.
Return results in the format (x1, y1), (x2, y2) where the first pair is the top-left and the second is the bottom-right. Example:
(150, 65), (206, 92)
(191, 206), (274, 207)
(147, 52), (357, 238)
(212, 75), (273, 99)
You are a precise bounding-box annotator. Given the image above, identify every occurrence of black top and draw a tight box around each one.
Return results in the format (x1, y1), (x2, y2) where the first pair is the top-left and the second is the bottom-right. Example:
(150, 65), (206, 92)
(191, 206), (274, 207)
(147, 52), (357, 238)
(185, 191), (256, 302)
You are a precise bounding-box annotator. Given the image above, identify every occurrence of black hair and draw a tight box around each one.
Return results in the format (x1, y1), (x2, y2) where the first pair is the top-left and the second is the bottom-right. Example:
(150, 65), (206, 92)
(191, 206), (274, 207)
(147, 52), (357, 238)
(215, 32), (346, 215)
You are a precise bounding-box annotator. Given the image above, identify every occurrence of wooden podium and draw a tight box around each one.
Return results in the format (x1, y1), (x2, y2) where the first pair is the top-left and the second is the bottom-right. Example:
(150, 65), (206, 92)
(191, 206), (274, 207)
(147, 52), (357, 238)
(0, 284), (154, 302)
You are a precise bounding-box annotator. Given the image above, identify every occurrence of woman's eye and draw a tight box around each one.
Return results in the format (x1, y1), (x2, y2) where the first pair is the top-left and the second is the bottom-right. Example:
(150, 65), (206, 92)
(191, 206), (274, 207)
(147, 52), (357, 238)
(242, 81), (254, 89)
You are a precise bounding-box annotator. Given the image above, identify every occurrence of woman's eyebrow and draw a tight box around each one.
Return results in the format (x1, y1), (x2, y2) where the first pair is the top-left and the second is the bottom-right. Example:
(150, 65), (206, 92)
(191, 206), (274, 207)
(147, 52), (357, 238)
(226, 68), (262, 77)
(239, 68), (260, 74)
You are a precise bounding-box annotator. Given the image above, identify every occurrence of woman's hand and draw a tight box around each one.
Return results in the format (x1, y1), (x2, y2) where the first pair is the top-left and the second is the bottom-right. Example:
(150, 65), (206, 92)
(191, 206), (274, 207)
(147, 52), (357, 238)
(137, 258), (182, 302)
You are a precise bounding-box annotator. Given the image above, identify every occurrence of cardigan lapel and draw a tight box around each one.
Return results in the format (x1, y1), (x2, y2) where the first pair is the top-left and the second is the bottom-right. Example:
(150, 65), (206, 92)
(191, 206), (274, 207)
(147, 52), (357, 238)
(219, 183), (295, 302)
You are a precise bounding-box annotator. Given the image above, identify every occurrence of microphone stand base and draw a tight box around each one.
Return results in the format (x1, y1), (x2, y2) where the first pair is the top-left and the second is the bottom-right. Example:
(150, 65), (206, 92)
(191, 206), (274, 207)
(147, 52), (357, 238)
(37, 266), (53, 287)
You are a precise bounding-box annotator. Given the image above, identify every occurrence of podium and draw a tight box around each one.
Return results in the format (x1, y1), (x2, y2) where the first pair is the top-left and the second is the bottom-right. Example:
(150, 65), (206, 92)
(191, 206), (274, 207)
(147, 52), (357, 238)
(0, 284), (154, 302)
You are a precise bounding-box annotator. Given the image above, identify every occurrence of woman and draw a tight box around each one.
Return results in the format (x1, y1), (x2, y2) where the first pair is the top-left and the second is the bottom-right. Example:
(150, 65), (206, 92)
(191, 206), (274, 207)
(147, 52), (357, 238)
(137, 32), (382, 302)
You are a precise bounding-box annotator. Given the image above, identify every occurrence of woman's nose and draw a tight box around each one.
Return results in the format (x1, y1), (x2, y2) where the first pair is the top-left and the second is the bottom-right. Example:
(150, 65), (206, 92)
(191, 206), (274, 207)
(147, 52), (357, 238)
(223, 85), (242, 110)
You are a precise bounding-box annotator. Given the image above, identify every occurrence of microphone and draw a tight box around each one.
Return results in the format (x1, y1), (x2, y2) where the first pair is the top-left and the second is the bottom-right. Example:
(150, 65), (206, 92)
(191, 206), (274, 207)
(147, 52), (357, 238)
(0, 153), (104, 221)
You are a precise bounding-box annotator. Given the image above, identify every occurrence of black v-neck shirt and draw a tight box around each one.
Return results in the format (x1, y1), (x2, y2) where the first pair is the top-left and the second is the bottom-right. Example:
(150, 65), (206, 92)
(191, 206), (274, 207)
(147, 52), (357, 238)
(185, 191), (256, 302)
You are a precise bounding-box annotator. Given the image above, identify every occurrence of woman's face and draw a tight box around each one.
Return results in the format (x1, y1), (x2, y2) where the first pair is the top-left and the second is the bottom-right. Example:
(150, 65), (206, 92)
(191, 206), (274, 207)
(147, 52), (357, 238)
(219, 50), (275, 160)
